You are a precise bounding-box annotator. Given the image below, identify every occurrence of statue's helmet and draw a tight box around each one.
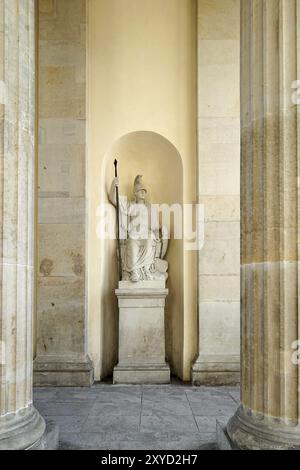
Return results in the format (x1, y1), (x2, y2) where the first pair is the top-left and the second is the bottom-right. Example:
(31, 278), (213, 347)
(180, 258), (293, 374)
(134, 175), (147, 194)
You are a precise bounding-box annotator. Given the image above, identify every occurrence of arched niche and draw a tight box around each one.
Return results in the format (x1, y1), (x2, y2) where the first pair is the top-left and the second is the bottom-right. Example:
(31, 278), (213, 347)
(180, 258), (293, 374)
(101, 131), (184, 376)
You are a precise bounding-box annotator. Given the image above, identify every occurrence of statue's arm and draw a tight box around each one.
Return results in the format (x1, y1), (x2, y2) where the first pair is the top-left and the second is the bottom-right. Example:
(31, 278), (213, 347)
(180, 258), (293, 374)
(108, 177), (119, 207)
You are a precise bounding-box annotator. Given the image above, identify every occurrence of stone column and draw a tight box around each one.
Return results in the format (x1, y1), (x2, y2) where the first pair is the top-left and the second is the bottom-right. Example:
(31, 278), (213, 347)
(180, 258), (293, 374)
(227, 0), (300, 449)
(0, 0), (46, 449)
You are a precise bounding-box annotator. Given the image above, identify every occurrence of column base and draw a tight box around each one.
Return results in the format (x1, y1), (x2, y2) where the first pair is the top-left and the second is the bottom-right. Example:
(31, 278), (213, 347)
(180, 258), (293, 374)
(0, 406), (46, 450)
(33, 355), (94, 387)
(113, 364), (171, 384)
(192, 360), (240, 386)
(227, 405), (300, 450)
(29, 419), (59, 450)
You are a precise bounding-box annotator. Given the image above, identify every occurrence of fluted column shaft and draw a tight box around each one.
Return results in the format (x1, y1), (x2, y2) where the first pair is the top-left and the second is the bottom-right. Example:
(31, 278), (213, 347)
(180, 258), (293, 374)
(0, 0), (45, 449)
(228, 0), (300, 449)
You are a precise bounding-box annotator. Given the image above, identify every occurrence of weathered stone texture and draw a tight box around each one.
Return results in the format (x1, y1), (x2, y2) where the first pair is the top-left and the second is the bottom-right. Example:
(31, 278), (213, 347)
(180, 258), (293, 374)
(34, 0), (92, 386)
(113, 281), (171, 384)
(226, 0), (300, 450)
(0, 0), (46, 450)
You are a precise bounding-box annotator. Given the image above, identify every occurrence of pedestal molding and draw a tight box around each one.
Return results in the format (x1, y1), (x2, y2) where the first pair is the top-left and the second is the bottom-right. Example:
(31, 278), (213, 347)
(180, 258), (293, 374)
(33, 355), (93, 387)
(116, 288), (169, 298)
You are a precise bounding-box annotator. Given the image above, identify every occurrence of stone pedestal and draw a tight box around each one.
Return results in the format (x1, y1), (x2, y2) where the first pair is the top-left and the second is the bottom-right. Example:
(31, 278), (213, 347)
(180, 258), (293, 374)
(225, 0), (300, 450)
(113, 281), (170, 384)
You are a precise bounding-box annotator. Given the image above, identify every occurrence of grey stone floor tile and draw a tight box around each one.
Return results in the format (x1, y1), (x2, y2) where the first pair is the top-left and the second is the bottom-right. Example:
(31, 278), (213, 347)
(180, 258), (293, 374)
(59, 433), (121, 450)
(54, 389), (99, 401)
(43, 415), (87, 433)
(118, 439), (208, 450)
(228, 389), (240, 404)
(186, 392), (237, 406)
(90, 401), (141, 417)
(82, 414), (140, 433)
(99, 385), (142, 395)
(142, 385), (188, 394)
(142, 397), (192, 416)
(140, 411), (199, 434)
(210, 386), (239, 393)
(91, 390), (142, 404)
(33, 384), (240, 449)
(162, 436), (217, 451)
(194, 415), (228, 434)
(185, 387), (233, 401)
(117, 441), (161, 450)
(60, 430), (197, 443)
(124, 440), (217, 451)
(189, 400), (238, 417)
(143, 389), (189, 399)
(34, 400), (95, 417)
(33, 388), (59, 401)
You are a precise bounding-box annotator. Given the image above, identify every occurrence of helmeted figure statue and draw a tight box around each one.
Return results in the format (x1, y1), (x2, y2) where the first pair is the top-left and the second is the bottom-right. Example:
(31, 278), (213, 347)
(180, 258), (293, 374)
(109, 175), (168, 282)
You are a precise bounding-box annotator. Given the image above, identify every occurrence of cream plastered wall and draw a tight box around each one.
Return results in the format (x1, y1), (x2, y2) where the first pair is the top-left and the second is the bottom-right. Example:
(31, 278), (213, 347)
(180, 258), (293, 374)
(193, 0), (240, 384)
(87, 0), (198, 381)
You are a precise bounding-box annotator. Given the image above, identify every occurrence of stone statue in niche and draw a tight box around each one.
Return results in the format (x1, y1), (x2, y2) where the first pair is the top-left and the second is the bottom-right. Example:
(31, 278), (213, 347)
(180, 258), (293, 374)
(109, 175), (169, 282)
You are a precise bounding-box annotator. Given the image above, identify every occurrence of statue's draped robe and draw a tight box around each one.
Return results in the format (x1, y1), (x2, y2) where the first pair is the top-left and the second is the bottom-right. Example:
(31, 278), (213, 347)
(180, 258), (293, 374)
(119, 197), (159, 274)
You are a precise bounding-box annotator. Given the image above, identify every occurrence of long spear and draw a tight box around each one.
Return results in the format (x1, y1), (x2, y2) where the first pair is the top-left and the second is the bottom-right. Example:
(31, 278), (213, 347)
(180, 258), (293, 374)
(114, 159), (122, 281)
